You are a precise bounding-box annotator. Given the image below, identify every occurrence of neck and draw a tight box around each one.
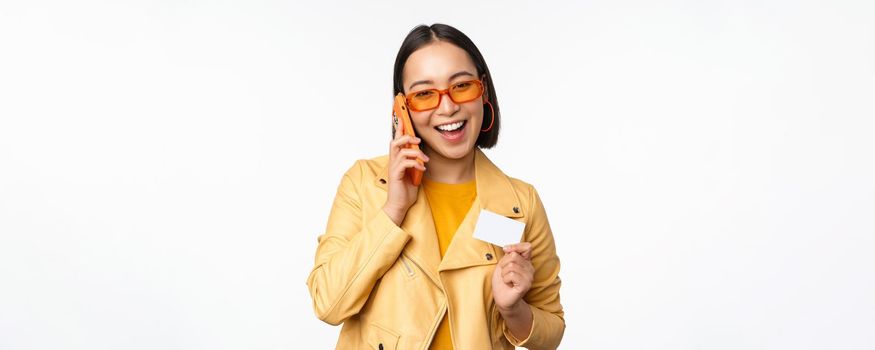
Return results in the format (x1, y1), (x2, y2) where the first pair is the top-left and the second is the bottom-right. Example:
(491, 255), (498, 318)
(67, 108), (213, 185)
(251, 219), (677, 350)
(423, 147), (476, 184)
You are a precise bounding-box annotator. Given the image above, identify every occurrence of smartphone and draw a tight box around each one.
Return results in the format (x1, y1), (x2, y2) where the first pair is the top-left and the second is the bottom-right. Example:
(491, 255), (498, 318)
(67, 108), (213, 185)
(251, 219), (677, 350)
(392, 93), (425, 186)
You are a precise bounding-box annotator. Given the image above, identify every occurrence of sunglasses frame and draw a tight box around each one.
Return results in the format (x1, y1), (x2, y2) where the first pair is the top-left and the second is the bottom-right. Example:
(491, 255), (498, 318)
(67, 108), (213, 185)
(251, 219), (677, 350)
(405, 79), (485, 112)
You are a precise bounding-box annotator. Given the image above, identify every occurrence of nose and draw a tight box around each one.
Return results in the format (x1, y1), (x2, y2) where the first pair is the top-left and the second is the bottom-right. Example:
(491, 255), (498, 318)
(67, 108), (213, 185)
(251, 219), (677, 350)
(434, 90), (460, 117)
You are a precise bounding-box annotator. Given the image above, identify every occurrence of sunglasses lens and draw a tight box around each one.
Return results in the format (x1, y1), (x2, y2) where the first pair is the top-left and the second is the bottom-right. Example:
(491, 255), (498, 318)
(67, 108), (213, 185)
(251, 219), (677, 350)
(409, 90), (439, 111)
(449, 81), (483, 103)
(406, 80), (484, 111)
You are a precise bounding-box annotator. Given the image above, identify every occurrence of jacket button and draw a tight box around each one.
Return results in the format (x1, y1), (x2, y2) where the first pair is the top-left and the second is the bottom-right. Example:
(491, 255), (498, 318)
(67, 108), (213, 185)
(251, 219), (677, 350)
(513, 206), (520, 214)
(379, 179), (387, 184)
(485, 253), (493, 261)
(379, 344), (384, 350)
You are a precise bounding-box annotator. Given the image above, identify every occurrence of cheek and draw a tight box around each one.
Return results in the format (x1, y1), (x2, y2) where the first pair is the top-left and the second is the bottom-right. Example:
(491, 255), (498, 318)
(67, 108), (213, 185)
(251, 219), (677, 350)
(410, 112), (431, 131)
(465, 103), (485, 127)
(467, 102), (484, 119)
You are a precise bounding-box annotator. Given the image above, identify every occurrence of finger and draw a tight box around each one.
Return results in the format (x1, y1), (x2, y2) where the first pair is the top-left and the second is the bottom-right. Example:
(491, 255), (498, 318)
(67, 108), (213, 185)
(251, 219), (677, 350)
(513, 264), (534, 281)
(520, 250), (531, 260)
(390, 135), (421, 154)
(503, 242), (533, 260)
(501, 264), (534, 281)
(389, 134), (405, 156)
(502, 270), (520, 286)
(502, 260), (522, 272)
(399, 158), (426, 172)
(503, 268), (532, 291)
(500, 253), (528, 268)
(393, 112), (404, 141)
(502, 262), (525, 277)
(388, 158), (426, 181)
(398, 148), (430, 163)
(396, 133), (417, 146)
(502, 242), (531, 254)
(502, 267), (515, 280)
(517, 278), (531, 291)
(498, 252), (519, 268)
(390, 134), (420, 151)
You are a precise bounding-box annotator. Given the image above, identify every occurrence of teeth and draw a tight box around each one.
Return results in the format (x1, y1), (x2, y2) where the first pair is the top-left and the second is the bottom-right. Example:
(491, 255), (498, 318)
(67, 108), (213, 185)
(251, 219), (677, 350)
(437, 121), (464, 132)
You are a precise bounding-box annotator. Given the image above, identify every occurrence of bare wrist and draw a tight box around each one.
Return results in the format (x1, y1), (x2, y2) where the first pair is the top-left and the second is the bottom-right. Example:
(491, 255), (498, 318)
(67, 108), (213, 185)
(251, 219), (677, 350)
(382, 205), (408, 226)
(498, 299), (529, 319)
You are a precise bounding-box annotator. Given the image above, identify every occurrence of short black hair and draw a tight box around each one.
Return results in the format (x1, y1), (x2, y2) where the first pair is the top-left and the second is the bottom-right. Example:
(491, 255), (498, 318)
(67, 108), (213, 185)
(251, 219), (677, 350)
(393, 23), (500, 149)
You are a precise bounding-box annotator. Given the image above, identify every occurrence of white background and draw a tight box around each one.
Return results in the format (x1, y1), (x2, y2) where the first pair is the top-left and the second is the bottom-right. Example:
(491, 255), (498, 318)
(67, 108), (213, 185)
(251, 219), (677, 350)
(1, 0), (874, 349)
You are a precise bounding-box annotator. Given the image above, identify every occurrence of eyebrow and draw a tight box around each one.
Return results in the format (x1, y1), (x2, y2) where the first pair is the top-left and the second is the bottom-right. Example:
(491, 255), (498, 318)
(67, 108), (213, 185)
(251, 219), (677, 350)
(408, 71), (476, 91)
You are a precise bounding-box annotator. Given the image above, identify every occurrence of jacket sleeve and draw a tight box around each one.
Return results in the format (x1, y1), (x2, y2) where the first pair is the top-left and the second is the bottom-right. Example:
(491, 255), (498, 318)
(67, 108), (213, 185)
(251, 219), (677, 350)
(499, 185), (565, 349)
(306, 160), (411, 325)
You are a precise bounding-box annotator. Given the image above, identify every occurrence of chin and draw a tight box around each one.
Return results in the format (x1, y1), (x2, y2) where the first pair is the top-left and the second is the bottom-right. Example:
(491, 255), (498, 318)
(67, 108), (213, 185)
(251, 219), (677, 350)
(429, 140), (477, 160)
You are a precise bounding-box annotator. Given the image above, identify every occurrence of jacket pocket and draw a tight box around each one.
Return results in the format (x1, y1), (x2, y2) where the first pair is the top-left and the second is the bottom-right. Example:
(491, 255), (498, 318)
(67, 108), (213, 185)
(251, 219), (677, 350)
(399, 254), (416, 279)
(367, 323), (400, 350)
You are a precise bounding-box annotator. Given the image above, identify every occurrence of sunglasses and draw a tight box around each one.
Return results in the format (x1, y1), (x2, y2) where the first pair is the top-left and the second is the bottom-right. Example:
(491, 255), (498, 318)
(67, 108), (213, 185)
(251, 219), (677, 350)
(405, 79), (485, 112)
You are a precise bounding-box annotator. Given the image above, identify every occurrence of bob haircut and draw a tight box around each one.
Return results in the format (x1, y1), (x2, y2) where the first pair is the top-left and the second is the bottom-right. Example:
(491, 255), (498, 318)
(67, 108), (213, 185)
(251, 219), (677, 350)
(392, 23), (500, 149)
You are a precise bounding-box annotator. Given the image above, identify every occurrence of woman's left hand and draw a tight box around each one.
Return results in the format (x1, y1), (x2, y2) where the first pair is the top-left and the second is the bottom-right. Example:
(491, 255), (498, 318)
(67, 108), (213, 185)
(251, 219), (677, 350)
(491, 242), (535, 313)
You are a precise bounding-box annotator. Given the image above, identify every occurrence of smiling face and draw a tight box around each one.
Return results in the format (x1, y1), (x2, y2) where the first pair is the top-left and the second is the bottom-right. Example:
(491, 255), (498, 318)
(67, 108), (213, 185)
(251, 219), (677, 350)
(401, 41), (485, 160)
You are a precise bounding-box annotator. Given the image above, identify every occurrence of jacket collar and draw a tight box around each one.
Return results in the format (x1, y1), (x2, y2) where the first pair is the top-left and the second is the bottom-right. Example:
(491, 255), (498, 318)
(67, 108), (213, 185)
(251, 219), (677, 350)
(375, 148), (524, 219)
(374, 149), (525, 288)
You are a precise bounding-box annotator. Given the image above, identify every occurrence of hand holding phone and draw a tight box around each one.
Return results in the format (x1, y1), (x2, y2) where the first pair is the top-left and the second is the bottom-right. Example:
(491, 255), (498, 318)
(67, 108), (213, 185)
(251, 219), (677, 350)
(392, 93), (425, 186)
(383, 94), (429, 225)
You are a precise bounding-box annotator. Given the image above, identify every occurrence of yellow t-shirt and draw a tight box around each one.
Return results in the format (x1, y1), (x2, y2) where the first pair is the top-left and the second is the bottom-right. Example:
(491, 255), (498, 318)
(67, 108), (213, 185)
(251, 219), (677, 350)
(423, 176), (476, 350)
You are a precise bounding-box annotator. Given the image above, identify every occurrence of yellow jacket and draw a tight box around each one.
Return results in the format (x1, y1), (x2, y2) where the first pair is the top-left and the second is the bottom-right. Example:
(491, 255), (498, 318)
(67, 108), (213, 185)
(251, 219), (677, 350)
(307, 149), (565, 349)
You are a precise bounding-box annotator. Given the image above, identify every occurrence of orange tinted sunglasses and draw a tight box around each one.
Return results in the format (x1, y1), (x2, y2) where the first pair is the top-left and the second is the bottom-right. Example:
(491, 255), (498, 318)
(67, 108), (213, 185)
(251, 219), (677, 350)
(405, 79), (485, 112)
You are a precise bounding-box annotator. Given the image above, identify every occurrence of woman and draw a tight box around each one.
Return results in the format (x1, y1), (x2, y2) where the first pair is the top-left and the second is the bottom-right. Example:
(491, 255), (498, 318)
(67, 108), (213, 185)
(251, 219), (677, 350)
(307, 23), (564, 349)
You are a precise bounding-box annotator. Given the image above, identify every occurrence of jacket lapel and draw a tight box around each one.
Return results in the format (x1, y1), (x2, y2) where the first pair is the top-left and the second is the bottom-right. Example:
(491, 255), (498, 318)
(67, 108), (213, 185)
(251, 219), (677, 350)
(374, 162), (444, 289)
(372, 149), (527, 285)
(399, 189), (444, 287)
(471, 149), (525, 219)
(439, 149), (525, 272)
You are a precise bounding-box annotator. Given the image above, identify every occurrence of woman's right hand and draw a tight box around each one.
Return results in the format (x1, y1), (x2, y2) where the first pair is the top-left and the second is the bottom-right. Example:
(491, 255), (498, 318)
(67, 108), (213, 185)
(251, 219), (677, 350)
(382, 122), (429, 226)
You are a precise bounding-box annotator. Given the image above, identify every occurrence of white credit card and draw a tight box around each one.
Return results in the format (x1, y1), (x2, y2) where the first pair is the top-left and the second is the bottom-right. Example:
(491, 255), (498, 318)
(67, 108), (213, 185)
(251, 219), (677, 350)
(472, 209), (525, 247)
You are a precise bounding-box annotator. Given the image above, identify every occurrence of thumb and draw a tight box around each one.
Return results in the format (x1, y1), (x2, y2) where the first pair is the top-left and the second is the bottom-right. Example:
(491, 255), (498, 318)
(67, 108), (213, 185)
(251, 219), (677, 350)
(502, 242), (533, 260)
